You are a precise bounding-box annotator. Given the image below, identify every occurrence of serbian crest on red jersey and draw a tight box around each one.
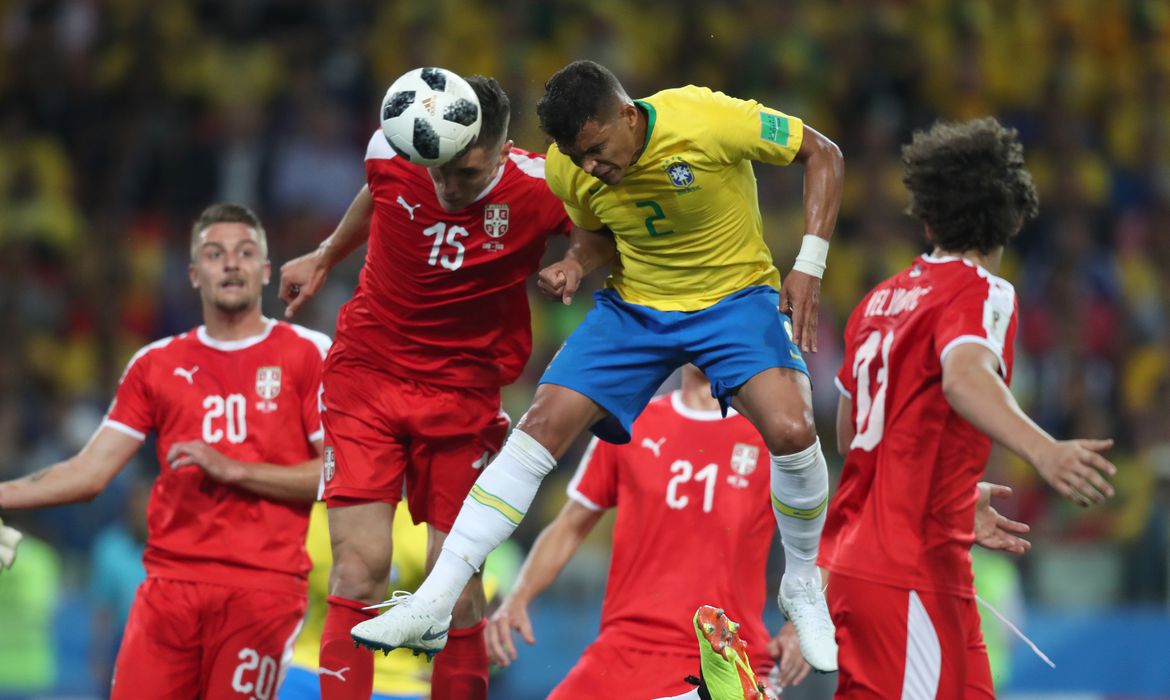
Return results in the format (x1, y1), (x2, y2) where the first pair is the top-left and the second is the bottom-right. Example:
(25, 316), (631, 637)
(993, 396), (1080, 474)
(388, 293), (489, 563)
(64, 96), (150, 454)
(727, 442), (760, 489)
(483, 203), (509, 238)
(255, 366), (281, 412)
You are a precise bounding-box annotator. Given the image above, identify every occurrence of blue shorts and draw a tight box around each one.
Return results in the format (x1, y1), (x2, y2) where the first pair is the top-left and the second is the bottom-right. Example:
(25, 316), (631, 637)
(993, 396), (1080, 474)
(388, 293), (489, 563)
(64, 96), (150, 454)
(540, 285), (808, 444)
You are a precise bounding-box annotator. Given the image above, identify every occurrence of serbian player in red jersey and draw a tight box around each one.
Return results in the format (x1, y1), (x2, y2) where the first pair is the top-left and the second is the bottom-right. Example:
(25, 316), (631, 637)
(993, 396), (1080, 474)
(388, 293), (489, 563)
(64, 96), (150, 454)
(0, 204), (328, 699)
(278, 75), (572, 700)
(486, 365), (812, 699)
(820, 118), (1117, 698)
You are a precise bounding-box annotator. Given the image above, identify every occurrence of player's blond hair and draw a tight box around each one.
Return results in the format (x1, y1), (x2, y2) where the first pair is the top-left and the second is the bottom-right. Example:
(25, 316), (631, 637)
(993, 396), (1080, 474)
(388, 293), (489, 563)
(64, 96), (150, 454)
(190, 203), (269, 261)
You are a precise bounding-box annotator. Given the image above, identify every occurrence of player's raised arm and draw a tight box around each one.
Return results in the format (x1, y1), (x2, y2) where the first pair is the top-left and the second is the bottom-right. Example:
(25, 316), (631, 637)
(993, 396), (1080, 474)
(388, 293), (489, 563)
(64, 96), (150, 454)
(537, 225), (616, 305)
(942, 343), (1116, 507)
(280, 185), (374, 318)
(0, 426), (142, 509)
(486, 499), (604, 666)
(784, 124), (844, 354)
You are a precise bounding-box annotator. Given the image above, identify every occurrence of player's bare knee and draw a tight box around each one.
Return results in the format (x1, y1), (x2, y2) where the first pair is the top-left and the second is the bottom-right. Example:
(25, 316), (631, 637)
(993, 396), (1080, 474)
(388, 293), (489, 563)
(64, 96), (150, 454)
(329, 545), (391, 602)
(761, 413), (817, 456)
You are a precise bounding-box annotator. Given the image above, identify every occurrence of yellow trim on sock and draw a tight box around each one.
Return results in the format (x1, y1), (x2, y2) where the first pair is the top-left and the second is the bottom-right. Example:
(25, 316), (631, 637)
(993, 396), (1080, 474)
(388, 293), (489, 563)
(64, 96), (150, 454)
(771, 492), (828, 520)
(469, 485), (524, 525)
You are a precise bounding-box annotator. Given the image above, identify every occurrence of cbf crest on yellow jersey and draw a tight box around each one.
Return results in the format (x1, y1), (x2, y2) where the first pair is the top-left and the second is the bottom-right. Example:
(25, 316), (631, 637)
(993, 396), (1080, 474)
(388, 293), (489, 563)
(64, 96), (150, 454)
(545, 85), (804, 311)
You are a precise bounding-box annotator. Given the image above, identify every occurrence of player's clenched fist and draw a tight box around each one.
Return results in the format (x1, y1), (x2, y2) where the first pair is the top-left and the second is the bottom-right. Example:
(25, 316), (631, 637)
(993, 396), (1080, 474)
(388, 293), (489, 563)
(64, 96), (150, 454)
(279, 250), (329, 319)
(0, 517), (22, 573)
(538, 260), (584, 305)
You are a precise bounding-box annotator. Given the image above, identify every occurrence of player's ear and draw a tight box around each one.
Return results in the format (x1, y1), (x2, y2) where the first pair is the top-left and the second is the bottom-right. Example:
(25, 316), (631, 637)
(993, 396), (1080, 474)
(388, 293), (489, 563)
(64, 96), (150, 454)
(261, 260), (272, 286)
(188, 263), (200, 289)
(620, 101), (639, 128)
(499, 139), (514, 161)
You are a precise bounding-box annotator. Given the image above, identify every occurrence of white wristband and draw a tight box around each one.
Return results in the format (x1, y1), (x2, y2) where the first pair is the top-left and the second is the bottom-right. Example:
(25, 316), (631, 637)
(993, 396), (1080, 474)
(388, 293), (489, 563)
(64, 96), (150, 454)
(792, 234), (829, 279)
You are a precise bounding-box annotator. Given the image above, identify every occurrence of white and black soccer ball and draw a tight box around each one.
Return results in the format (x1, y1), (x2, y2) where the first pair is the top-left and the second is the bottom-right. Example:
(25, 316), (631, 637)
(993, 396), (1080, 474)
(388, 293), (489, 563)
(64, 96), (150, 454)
(380, 67), (482, 167)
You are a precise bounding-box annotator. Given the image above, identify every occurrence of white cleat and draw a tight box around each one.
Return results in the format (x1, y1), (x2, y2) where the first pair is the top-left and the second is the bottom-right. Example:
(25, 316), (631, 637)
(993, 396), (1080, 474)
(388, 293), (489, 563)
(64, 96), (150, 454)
(350, 591), (451, 662)
(777, 573), (838, 673)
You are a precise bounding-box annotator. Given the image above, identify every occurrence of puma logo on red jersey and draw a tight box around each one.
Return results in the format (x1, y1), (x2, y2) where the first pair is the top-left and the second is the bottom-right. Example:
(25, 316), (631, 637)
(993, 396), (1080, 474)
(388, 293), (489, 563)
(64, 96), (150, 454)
(173, 366), (199, 384)
(397, 195), (421, 220)
(641, 436), (666, 457)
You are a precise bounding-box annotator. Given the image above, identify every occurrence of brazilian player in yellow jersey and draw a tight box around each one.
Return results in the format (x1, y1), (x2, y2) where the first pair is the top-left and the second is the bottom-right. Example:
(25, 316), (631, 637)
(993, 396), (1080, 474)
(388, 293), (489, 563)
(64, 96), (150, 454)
(351, 60), (844, 686)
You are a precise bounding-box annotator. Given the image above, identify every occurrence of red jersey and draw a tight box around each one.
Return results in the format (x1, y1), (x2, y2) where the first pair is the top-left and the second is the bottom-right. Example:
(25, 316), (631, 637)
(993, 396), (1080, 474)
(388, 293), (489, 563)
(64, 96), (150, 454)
(568, 392), (774, 656)
(102, 320), (329, 595)
(820, 254), (1019, 598)
(330, 132), (572, 388)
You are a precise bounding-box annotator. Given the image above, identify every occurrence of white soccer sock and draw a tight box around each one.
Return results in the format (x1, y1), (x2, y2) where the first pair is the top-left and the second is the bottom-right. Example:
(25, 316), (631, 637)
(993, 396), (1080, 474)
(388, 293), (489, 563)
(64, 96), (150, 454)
(654, 690), (700, 700)
(414, 429), (557, 614)
(770, 438), (829, 581)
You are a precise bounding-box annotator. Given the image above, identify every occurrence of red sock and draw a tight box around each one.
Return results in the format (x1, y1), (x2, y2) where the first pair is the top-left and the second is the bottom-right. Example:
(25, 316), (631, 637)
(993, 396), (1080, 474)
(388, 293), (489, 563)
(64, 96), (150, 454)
(319, 595), (376, 700)
(431, 618), (489, 700)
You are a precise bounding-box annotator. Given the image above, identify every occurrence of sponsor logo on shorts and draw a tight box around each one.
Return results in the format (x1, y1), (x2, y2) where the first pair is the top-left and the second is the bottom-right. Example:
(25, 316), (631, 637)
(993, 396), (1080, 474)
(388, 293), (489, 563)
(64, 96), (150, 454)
(324, 446), (335, 482)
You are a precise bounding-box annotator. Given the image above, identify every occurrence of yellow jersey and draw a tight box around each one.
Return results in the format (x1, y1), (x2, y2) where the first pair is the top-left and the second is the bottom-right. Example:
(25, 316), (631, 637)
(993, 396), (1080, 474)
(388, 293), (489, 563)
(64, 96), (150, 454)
(546, 85), (805, 312)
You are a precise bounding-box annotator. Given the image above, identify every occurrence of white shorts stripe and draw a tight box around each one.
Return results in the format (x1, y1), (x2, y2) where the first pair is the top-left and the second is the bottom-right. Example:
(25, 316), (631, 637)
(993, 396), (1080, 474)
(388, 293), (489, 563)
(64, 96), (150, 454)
(902, 590), (941, 700)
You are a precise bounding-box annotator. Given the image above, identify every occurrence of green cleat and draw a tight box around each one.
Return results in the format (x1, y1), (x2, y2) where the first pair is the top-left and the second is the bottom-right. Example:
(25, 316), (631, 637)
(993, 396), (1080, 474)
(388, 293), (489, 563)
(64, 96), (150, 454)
(691, 605), (773, 700)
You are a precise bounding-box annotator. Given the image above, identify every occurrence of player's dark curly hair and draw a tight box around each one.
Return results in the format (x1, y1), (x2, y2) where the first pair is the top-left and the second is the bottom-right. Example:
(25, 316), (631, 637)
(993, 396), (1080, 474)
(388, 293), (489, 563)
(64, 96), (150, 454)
(902, 117), (1039, 254)
(190, 203), (267, 260)
(466, 75), (510, 151)
(537, 60), (627, 148)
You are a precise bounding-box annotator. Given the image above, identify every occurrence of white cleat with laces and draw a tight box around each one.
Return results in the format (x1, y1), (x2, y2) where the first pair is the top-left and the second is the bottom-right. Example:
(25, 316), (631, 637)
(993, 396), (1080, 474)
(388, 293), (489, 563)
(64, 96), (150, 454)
(350, 591), (451, 662)
(776, 573), (838, 673)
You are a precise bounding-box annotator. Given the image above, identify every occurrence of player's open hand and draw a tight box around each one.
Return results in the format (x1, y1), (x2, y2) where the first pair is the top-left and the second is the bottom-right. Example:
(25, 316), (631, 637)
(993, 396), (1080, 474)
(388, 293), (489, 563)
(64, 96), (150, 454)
(279, 250), (329, 319)
(781, 270), (821, 353)
(167, 441), (248, 485)
(537, 259), (584, 305)
(0, 517), (22, 573)
(486, 596), (536, 667)
(1034, 439), (1116, 507)
(974, 482), (1031, 554)
(766, 621), (811, 689)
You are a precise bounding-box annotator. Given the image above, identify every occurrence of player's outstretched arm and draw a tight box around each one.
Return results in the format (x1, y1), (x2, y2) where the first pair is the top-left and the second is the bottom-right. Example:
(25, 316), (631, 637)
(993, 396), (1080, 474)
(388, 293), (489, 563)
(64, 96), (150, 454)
(167, 440), (323, 503)
(537, 226), (616, 305)
(280, 185), (374, 318)
(0, 427), (141, 510)
(973, 482), (1031, 554)
(942, 343), (1117, 507)
(783, 125), (844, 354)
(486, 499), (604, 666)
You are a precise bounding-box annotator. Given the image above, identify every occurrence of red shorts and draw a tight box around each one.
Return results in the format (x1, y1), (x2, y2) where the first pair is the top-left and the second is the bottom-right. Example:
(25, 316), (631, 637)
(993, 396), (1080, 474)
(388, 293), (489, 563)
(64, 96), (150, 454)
(321, 365), (509, 531)
(828, 573), (994, 699)
(549, 640), (698, 700)
(112, 577), (306, 700)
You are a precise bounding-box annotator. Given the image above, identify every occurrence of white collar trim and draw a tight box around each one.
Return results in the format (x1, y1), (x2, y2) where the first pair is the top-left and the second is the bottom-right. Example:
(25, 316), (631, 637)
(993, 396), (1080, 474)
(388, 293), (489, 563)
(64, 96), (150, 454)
(920, 253), (990, 275)
(196, 318), (276, 351)
(670, 390), (735, 421)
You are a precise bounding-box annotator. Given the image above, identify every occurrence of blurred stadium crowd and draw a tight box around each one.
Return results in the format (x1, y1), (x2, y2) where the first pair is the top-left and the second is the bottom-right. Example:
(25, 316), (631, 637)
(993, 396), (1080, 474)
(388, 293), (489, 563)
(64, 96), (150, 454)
(1, 0), (1168, 696)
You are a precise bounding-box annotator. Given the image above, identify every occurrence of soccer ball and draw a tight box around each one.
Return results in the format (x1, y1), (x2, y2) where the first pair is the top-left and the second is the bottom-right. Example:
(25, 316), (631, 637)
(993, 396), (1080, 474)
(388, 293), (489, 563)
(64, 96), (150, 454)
(380, 67), (482, 167)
